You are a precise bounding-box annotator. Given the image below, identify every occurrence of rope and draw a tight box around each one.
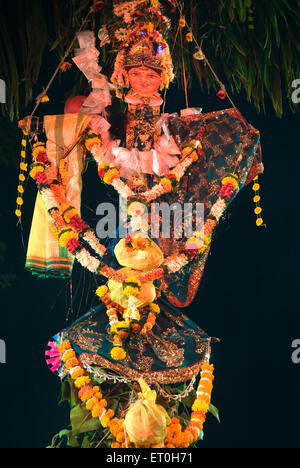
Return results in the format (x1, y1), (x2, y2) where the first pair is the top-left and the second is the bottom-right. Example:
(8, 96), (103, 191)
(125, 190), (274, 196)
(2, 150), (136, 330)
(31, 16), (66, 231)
(172, 0), (250, 128)
(29, 8), (94, 119)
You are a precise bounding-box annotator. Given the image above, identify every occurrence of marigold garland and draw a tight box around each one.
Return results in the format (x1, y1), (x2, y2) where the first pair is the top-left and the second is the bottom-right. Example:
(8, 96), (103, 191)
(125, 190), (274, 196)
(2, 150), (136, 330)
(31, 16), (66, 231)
(57, 339), (214, 448)
(15, 131), (28, 218)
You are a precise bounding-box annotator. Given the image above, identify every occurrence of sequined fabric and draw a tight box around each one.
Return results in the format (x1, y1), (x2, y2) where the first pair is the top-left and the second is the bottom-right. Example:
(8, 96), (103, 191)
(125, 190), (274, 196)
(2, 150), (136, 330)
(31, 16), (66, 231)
(158, 108), (263, 306)
(61, 298), (211, 384)
(126, 103), (161, 151)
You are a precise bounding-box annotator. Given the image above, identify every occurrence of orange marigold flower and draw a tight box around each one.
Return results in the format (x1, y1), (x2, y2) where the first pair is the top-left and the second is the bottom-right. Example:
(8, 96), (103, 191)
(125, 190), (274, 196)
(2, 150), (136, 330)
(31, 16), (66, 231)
(65, 358), (79, 370)
(201, 362), (214, 372)
(160, 177), (172, 193)
(58, 340), (72, 354)
(78, 385), (92, 399)
(171, 417), (180, 425)
(111, 442), (121, 448)
(60, 61), (72, 72)
(70, 367), (84, 380)
(131, 234), (151, 251)
(92, 403), (105, 419)
(62, 349), (76, 362)
(116, 432), (125, 443)
(86, 397), (98, 411)
(80, 388), (94, 402)
(85, 136), (102, 152)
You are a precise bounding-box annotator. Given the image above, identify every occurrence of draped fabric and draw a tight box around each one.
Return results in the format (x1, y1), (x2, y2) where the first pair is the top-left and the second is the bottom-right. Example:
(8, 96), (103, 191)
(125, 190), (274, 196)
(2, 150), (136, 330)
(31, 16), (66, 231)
(157, 108), (263, 307)
(26, 113), (91, 278)
(57, 299), (211, 385)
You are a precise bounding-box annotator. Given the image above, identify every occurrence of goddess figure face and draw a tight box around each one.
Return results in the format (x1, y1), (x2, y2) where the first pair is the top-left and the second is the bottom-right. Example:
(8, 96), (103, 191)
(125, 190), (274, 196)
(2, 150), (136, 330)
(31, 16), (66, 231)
(127, 66), (161, 97)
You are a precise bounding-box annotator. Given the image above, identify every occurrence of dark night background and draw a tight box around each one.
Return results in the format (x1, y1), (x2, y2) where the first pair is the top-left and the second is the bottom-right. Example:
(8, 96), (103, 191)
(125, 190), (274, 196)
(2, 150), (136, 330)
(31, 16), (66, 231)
(0, 11), (300, 449)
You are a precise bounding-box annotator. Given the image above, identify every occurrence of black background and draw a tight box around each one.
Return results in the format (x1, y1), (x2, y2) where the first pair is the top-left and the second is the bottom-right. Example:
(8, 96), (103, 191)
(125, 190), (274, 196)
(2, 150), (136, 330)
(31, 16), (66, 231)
(0, 18), (300, 448)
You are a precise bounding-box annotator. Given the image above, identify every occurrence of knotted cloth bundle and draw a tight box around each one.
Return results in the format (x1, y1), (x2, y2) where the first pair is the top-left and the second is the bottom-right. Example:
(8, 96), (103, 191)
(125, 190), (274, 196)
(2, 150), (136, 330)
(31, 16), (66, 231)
(124, 377), (171, 447)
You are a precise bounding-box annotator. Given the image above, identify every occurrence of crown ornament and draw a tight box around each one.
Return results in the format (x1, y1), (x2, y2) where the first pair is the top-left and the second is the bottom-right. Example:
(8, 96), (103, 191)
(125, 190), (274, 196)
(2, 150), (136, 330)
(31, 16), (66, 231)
(111, 0), (175, 98)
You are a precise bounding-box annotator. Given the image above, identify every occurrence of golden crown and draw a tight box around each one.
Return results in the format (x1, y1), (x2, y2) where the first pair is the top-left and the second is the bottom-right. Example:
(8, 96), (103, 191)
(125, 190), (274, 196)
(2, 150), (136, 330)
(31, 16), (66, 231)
(111, 1), (174, 98)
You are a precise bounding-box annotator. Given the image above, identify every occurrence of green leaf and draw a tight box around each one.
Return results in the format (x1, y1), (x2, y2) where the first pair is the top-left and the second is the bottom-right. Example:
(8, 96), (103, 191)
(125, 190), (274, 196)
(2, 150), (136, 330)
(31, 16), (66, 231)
(208, 403), (220, 422)
(70, 404), (101, 435)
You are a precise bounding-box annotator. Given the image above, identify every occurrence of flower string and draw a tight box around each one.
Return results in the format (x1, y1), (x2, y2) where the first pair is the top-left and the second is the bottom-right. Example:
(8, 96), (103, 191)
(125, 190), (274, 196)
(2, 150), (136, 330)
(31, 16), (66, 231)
(15, 131), (28, 219)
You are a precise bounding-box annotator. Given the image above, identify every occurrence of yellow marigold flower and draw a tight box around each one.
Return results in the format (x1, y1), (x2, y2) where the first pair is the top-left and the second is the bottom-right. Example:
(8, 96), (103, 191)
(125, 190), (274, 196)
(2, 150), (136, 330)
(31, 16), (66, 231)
(160, 177), (172, 193)
(110, 347), (127, 361)
(254, 207), (262, 215)
(20, 162), (28, 171)
(150, 303), (160, 314)
(19, 174), (26, 182)
(126, 275), (141, 287)
(85, 136), (102, 152)
(16, 197), (23, 206)
(101, 411), (114, 428)
(41, 95), (50, 103)
(186, 32), (193, 42)
(256, 218), (263, 227)
(15, 209), (21, 218)
(74, 376), (91, 389)
(192, 400), (209, 413)
(58, 229), (78, 248)
(30, 164), (45, 179)
(179, 17), (186, 27)
(32, 144), (46, 159)
(116, 321), (130, 330)
(21, 150), (26, 158)
(18, 186), (24, 194)
(96, 285), (109, 298)
(103, 168), (120, 185)
(131, 234), (150, 251)
(253, 195), (261, 203)
(123, 286), (140, 298)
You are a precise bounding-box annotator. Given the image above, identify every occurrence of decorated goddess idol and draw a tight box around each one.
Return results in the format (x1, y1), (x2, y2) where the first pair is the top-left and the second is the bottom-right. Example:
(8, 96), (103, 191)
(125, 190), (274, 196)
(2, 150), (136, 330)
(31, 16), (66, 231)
(18, 0), (264, 448)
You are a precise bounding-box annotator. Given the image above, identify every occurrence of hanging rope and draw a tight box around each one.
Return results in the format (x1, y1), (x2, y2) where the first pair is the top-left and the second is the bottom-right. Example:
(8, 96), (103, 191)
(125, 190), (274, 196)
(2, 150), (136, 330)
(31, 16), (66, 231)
(172, 0), (250, 128)
(29, 7), (94, 119)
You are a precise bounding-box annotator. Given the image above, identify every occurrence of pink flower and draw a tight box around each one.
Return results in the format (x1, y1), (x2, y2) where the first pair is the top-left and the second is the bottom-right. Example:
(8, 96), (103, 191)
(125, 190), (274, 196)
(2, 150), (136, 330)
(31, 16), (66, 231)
(125, 232), (133, 244)
(35, 172), (48, 185)
(36, 152), (49, 164)
(69, 215), (88, 233)
(219, 183), (235, 198)
(66, 238), (82, 255)
(45, 340), (61, 373)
